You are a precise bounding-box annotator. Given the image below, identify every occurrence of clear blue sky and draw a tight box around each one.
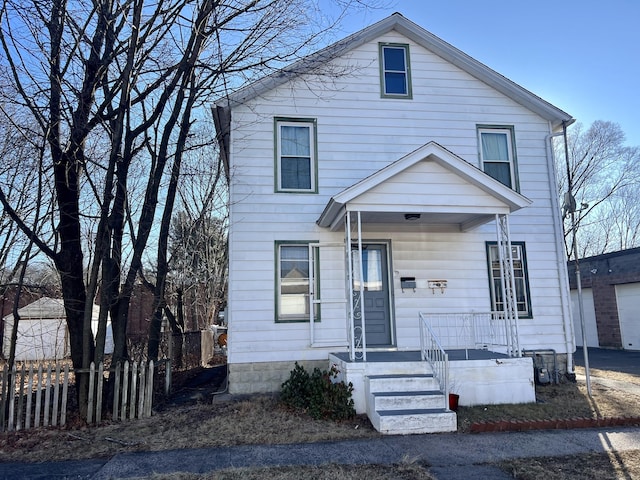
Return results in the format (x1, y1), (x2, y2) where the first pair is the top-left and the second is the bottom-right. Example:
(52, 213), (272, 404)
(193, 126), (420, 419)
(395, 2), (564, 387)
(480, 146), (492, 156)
(333, 0), (639, 146)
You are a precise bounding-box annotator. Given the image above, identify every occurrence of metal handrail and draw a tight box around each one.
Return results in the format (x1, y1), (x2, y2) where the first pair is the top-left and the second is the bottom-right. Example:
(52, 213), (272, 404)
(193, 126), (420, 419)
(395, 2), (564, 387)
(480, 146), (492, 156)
(419, 311), (517, 357)
(419, 312), (450, 410)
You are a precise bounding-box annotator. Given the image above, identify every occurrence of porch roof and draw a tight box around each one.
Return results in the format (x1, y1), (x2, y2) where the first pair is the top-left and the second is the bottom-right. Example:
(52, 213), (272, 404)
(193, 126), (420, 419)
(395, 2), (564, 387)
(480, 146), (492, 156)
(316, 142), (532, 232)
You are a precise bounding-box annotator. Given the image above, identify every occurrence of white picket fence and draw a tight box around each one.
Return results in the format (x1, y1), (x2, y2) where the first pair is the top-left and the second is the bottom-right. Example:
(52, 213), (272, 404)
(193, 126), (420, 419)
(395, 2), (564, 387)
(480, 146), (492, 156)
(0, 360), (158, 432)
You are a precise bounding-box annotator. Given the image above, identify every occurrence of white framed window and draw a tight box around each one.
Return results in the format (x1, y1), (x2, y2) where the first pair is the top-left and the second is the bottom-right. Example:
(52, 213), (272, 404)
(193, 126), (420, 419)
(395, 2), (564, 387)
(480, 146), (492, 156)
(275, 242), (319, 322)
(379, 43), (412, 98)
(478, 126), (519, 191)
(275, 118), (317, 193)
(486, 242), (532, 318)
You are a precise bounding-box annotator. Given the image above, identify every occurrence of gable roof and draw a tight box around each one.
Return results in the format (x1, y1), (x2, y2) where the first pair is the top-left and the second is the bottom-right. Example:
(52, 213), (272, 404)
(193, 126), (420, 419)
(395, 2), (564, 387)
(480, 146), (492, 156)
(8, 297), (65, 319)
(316, 142), (532, 231)
(218, 13), (573, 128)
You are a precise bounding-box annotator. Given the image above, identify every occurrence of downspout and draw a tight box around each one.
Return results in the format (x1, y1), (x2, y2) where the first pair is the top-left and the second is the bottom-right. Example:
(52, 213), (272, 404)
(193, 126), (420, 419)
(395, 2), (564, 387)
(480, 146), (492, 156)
(545, 126), (575, 375)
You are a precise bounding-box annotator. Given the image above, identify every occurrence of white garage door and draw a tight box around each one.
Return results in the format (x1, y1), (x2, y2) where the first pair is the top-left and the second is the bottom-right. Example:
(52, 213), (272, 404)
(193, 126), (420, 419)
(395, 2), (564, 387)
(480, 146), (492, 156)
(571, 288), (599, 347)
(615, 283), (640, 350)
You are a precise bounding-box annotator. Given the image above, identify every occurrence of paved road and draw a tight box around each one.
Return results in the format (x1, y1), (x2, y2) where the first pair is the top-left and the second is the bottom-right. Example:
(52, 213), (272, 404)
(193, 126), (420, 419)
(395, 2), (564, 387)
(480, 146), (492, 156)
(574, 347), (640, 376)
(2, 426), (640, 480)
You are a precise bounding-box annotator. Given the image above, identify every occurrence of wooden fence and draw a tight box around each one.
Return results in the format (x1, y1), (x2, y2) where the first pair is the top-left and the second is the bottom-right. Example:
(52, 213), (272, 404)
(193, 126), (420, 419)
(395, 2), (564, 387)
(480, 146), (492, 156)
(0, 360), (160, 432)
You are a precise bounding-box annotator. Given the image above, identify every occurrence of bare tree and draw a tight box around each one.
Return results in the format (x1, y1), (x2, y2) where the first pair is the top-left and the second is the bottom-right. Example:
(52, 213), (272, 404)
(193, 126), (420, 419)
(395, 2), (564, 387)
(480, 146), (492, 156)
(167, 146), (228, 318)
(555, 121), (640, 259)
(0, 0), (376, 417)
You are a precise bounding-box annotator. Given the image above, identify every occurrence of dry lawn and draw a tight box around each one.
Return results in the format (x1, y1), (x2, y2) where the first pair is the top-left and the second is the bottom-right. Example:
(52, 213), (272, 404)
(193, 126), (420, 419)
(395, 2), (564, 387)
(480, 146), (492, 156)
(502, 449), (640, 480)
(139, 460), (436, 480)
(456, 367), (640, 432)
(1, 365), (639, 480)
(0, 395), (379, 462)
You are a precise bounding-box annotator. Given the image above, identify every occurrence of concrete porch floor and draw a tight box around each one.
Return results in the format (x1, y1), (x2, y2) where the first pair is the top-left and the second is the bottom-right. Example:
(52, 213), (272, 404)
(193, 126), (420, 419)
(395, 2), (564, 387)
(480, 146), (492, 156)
(330, 349), (510, 362)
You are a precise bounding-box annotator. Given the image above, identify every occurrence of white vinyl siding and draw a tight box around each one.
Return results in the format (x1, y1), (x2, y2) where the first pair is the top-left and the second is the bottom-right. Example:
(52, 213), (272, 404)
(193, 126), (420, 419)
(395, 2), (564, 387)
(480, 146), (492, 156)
(275, 118), (317, 193)
(226, 31), (570, 364)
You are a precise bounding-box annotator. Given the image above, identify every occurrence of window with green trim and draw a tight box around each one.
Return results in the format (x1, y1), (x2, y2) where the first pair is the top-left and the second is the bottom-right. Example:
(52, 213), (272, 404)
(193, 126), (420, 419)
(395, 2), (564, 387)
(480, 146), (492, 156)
(275, 118), (317, 193)
(486, 242), (532, 318)
(379, 43), (412, 98)
(478, 126), (519, 191)
(275, 242), (319, 322)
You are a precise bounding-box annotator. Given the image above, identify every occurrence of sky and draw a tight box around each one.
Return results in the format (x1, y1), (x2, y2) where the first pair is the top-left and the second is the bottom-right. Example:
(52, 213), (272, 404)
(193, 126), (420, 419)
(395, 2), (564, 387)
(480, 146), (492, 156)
(333, 0), (640, 146)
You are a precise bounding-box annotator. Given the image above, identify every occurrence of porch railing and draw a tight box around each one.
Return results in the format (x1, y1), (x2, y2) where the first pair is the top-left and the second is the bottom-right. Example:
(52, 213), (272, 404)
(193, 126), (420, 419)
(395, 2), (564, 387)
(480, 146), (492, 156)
(418, 313), (449, 410)
(419, 311), (519, 358)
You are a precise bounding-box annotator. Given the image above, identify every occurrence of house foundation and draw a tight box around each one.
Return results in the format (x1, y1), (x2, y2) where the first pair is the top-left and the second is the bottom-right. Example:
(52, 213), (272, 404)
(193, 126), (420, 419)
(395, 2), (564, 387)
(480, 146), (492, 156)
(228, 359), (327, 395)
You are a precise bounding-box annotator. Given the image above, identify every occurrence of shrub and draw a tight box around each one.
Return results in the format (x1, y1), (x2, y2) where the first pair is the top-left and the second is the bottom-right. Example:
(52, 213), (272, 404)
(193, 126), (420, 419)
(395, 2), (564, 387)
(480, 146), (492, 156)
(281, 362), (355, 420)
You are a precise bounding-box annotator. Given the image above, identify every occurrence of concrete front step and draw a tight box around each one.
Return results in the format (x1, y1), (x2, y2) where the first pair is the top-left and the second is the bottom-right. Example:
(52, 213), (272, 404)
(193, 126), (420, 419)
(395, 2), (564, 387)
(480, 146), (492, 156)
(370, 390), (445, 411)
(366, 374), (440, 392)
(365, 373), (457, 435)
(372, 408), (457, 434)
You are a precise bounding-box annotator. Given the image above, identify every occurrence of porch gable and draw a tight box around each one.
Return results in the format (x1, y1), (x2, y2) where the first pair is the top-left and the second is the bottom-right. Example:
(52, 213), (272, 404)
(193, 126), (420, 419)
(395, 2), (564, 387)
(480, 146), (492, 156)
(317, 142), (532, 231)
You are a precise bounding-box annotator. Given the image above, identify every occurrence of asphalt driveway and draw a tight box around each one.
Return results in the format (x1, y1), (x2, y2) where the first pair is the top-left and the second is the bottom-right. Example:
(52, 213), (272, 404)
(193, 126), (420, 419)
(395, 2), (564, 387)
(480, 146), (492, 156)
(574, 347), (640, 376)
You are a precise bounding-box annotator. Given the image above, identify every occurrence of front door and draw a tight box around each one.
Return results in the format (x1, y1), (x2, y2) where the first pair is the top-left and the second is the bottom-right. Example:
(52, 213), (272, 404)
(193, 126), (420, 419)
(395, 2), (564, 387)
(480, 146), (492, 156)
(352, 243), (393, 347)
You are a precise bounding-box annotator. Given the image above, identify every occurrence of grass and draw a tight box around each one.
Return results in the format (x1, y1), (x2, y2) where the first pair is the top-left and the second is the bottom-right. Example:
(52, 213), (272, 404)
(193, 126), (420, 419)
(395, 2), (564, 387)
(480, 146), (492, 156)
(456, 366), (640, 432)
(139, 460), (436, 480)
(502, 449), (640, 480)
(1, 365), (639, 479)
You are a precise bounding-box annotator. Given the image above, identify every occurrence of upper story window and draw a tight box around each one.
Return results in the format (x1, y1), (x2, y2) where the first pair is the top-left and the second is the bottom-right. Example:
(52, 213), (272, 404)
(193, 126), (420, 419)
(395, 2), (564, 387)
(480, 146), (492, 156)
(275, 117), (317, 193)
(379, 43), (412, 98)
(478, 126), (519, 191)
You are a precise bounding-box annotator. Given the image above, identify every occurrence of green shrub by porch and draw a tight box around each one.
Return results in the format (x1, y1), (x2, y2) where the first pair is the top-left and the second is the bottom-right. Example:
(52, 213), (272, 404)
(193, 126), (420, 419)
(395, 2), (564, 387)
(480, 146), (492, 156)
(281, 362), (355, 420)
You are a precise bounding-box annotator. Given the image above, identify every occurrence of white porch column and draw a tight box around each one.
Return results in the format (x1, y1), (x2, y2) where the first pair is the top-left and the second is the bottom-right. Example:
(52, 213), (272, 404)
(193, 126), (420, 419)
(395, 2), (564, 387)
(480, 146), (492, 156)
(495, 214), (521, 356)
(345, 212), (355, 360)
(345, 210), (367, 361)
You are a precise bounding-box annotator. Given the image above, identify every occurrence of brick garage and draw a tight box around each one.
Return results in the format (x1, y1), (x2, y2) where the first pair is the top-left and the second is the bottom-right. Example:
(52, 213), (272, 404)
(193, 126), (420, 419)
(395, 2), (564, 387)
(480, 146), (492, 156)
(568, 247), (640, 349)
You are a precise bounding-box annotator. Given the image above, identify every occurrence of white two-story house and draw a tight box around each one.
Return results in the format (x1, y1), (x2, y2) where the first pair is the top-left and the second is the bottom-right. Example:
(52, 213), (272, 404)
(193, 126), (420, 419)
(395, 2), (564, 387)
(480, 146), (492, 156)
(214, 13), (575, 434)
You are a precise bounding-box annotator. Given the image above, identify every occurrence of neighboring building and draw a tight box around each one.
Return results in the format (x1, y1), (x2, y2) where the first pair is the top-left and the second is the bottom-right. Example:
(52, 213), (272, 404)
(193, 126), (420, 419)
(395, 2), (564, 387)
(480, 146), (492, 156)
(2, 297), (69, 361)
(2, 297), (114, 361)
(214, 13), (575, 433)
(568, 247), (640, 350)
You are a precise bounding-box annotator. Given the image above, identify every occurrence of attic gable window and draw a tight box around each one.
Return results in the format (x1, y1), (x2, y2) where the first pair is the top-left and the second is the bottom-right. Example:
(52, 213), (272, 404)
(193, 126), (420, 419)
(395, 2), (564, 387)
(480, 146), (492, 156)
(275, 118), (318, 193)
(478, 126), (520, 191)
(379, 43), (412, 98)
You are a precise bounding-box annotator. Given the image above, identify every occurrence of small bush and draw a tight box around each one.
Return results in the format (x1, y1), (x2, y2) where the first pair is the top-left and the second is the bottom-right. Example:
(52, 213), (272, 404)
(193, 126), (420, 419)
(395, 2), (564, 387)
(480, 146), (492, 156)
(281, 362), (355, 420)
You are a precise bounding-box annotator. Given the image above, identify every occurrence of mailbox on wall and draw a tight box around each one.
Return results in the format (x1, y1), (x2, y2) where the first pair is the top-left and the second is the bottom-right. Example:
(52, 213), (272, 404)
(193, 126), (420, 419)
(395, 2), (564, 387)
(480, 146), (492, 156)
(400, 277), (416, 291)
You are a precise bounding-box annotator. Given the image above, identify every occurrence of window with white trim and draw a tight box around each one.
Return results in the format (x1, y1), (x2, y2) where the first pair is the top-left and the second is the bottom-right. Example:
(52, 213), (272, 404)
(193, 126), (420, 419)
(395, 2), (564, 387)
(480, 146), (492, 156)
(379, 43), (412, 98)
(486, 242), (532, 318)
(275, 118), (317, 193)
(276, 242), (318, 322)
(478, 126), (519, 191)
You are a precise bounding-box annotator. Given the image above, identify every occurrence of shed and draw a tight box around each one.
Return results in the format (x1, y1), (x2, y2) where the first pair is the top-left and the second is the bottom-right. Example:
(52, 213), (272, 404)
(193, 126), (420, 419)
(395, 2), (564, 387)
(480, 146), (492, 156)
(2, 297), (114, 361)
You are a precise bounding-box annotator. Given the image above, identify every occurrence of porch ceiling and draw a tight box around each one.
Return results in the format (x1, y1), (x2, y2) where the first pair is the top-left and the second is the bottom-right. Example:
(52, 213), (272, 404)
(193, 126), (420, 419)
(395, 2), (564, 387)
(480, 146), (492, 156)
(317, 142), (532, 232)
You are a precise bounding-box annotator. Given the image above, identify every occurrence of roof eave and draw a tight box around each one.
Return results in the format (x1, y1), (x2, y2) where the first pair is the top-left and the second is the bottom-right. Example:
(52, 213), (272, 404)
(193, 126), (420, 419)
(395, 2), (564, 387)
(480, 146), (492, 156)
(217, 13), (573, 126)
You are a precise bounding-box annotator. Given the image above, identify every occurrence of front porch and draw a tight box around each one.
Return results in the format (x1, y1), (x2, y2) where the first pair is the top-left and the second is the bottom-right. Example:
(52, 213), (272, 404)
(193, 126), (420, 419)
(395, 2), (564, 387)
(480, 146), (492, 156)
(309, 143), (538, 434)
(329, 349), (535, 412)
(329, 349), (535, 435)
